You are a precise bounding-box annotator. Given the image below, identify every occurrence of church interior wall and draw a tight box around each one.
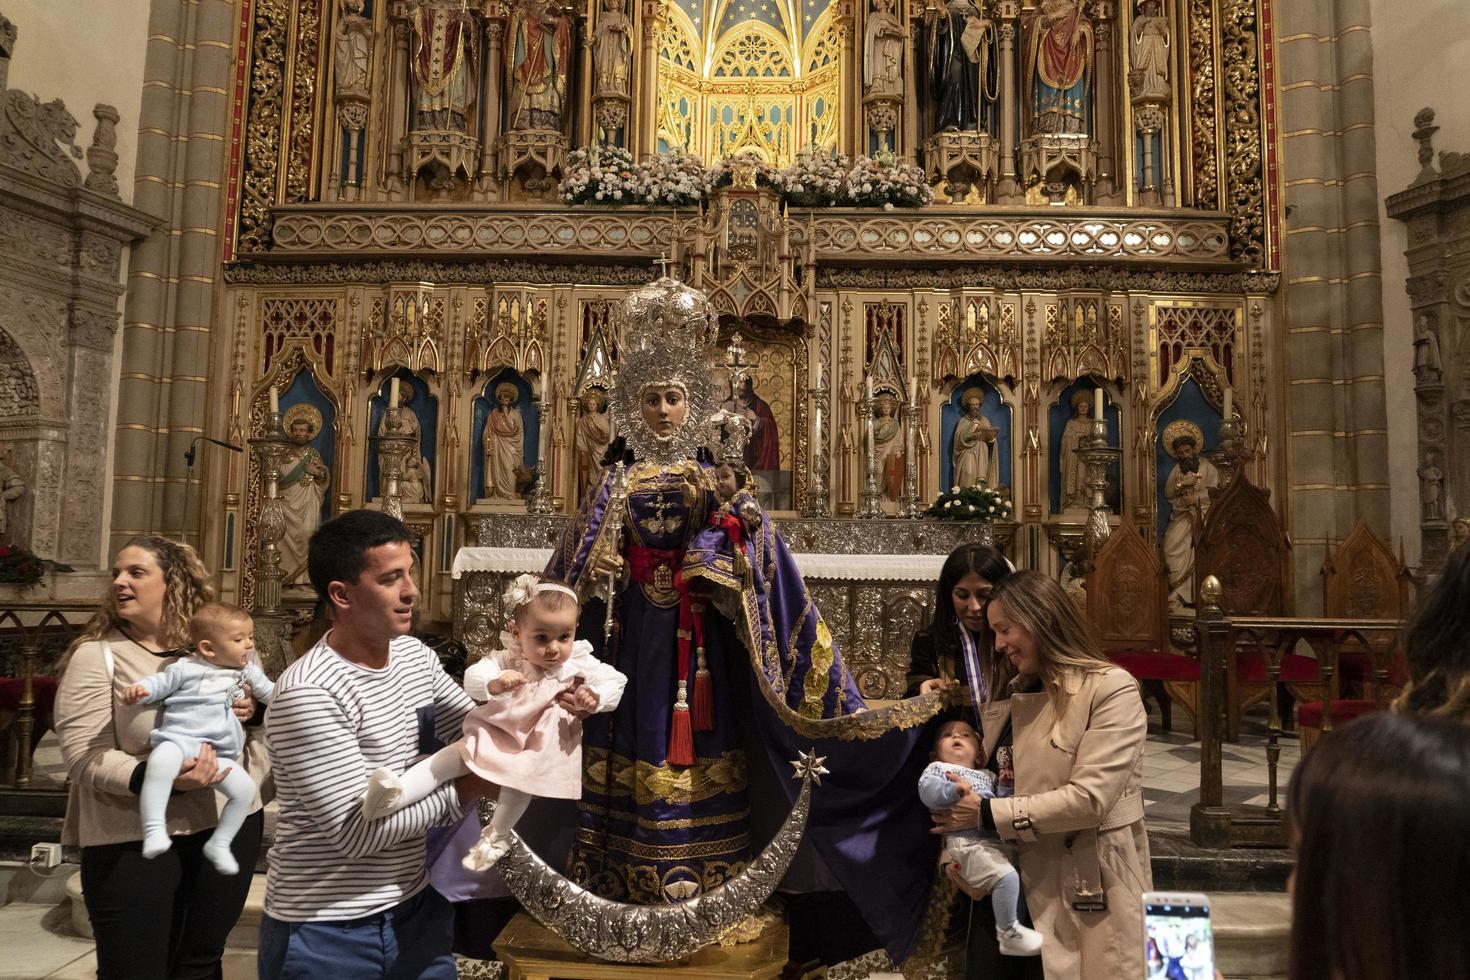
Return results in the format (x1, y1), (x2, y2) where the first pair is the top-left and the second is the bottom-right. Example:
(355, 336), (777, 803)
(1366, 0), (1470, 569)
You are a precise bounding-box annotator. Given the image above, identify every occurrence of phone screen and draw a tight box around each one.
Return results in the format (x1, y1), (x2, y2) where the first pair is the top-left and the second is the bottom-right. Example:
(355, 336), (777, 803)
(1144, 899), (1213, 979)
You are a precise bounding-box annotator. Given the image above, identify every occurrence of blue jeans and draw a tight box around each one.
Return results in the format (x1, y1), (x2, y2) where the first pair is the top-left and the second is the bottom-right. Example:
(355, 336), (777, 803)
(258, 885), (456, 979)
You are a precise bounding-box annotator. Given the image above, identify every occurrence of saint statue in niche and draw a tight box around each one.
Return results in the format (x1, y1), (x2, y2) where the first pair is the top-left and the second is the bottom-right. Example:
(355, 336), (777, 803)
(951, 387), (997, 488)
(575, 387), (612, 502)
(507, 0), (573, 132)
(410, 1), (478, 132)
(591, 0), (633, 98)
(1161, 420), (1219, 611)
(0, 452), (26, 545)
(1129, 0), (1170, 102)
(873, 393), (904, 501)
(376, 402), (432, 505)
(864, 0), (906, 99)
(483, 382), (526, 500)
(925, 0), (995, 132)
(1027, 0), (1093, 135)
(278, 405), (331, 584)
(334, 0), (373, 102)
(1058, 389), (1094, 512)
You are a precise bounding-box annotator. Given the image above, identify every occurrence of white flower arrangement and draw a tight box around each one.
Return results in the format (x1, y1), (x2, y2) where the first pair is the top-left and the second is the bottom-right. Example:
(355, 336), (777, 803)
(927, 481), (1014, 522)
(842, 151), (934, 208)
(559, 146), (716, 207)
(769, 147), (853, 206)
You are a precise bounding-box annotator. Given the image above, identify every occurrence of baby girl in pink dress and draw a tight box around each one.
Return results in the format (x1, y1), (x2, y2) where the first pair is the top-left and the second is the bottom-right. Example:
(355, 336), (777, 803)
(361, 574), (626, 870)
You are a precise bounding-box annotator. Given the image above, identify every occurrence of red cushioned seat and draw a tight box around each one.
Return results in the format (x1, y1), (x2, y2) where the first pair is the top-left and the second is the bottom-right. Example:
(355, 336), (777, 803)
(1107, 650), (1200, 682)
(1236, 651), (1320, 684)
(0, 677), (57, 715)
(1295, 699), (1381, 730)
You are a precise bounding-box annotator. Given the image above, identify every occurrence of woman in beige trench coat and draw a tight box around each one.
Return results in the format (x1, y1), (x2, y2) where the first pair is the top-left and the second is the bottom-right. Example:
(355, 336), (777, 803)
(933, 570), (1150, 980)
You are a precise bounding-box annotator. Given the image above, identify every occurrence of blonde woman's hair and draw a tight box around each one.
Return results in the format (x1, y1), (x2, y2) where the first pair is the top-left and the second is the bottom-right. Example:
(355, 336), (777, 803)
(61, 536), (215, 673)
(987, 570), (1112, 714)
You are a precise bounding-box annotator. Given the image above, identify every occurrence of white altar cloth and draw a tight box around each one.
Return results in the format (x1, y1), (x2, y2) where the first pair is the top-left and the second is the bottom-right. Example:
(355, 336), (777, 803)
(452, 547), (946, 583)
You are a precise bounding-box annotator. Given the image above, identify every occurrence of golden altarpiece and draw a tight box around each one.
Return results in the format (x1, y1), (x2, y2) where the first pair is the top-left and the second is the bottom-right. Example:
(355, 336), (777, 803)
(209, 0), (1286, 683)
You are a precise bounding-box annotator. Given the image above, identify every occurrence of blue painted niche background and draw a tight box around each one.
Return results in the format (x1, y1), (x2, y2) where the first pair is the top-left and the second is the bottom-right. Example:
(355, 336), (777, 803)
(1047, 378), (1121, 515)
(940, 375), (1012, 493)
(280, 369), (336, 523)
(366, 370), (438, 501)
(1154, 376), (1222, 540)
(470, 370), (541, 500)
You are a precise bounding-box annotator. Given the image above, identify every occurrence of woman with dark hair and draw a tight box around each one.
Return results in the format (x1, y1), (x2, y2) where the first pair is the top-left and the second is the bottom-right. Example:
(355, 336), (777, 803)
(53, 536), (264, 979)
(1394, 541), (1470, 721)
(908, 544), (1038, 980)
(1286, 712), (1470, 980)
(906, 542), (1016, 707)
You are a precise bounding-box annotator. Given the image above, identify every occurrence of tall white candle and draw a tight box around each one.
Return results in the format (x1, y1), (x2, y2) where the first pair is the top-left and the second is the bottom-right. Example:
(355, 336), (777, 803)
(815, 358), (823, 390)
(390, 377), (401, 408)
(268, 386), (279, 415)
(1094, 386), (1104, 420)
(866, 373), (874, 402)
(1223, 387), (1233, 418)
(909, 377), (918, 405)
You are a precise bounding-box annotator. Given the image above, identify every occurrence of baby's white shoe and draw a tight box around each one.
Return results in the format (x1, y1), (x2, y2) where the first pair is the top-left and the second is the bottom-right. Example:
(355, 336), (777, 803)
(361, 768), (404, 820)
(997, 922), (1043, 956)
(461, 829), (514, 871)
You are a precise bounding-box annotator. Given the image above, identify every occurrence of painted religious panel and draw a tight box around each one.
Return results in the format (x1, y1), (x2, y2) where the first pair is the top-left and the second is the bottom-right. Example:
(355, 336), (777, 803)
(278, 370), (336, 586)
(573, 385), (612, 505)
(472, 370), (541, 502)
(940, 376), (1012, 494)
(720, 336), (797, 511)
(1048, 378), (1119, 515)
(367, 370), (438, 505)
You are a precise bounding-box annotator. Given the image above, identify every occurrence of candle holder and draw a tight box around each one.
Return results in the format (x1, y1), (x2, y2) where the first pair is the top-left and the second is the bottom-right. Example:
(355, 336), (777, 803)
(249, 411), (293, 617)
(856, 395), (885, 519)
(375, 405), (416, 521)
(527, 393), (555, 514)
(1206, 413), (1249, 489)
(1076, 416), (1121, 559)
(897, 392), (922, 519)
(802, 376), (832, 518)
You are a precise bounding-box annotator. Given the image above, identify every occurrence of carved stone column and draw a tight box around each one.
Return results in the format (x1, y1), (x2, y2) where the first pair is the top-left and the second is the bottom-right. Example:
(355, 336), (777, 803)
(635, 0), (662, 158)
(995, 0), (1021, 201)
(1092, 1), (1120, 203)
(478, 16), (506, 194)
(386, 17), (412, 193)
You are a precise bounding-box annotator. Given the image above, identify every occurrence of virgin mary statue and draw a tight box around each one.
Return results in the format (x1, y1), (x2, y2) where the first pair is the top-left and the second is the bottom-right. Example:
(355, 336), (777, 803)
(544, 276), (950, 967)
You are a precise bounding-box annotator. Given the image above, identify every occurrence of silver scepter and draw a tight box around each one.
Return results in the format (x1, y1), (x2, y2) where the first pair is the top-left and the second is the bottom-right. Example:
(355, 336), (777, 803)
(602, 460), (629, 644)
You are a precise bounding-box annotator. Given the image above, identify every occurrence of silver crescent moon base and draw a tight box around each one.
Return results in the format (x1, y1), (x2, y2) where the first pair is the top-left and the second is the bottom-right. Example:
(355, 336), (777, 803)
(492, 751), (829, 963)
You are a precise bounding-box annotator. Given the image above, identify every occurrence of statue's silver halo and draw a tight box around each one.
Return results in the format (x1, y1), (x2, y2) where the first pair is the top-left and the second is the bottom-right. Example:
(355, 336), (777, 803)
(489, 753), (827, 962)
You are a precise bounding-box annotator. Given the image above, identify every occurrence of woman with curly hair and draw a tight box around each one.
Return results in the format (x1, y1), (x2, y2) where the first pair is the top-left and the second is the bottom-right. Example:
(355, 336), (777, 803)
(54, 536), (265, 979)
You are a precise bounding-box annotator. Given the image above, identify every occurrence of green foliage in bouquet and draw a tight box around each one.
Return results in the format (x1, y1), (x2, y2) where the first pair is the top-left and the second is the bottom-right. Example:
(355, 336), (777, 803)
(926, 482), (1013, 521)
(0, 545), (73, 585)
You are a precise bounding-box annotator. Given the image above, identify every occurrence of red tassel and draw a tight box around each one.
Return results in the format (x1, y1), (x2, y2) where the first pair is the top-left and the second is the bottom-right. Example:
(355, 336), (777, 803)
(668, 681), (695, 766)
(692, 648), (714, 731)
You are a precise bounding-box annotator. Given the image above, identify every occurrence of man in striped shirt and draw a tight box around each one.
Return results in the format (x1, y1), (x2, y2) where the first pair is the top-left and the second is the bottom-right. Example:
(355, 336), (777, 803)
(259, 510), (496, 979)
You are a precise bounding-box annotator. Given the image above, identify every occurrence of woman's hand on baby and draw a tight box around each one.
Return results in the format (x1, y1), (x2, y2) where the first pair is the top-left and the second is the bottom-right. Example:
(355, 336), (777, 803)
(930, 777), (980, 834)
(918, 678), (951, 696)
(945, 862), (987, 901)
(232, 683), (257, 721)
(173, 742), (231, 791)
(119, 684), (148, 705)
(489, 671), (526, 695)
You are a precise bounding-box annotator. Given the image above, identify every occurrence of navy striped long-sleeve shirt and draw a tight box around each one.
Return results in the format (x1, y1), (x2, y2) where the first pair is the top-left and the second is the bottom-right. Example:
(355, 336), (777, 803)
(263, 632), (473, 921)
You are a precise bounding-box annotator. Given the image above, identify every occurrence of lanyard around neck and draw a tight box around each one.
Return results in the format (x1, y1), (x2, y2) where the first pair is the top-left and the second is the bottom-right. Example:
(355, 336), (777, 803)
(958, 625), (988, 725)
